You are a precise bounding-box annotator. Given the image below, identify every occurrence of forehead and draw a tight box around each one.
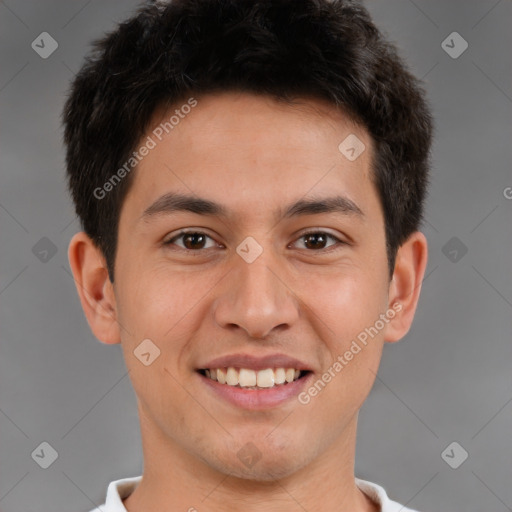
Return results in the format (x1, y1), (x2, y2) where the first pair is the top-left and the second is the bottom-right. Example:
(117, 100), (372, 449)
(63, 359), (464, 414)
(150, 91), (367, 157)
(122, 91), (377, 224)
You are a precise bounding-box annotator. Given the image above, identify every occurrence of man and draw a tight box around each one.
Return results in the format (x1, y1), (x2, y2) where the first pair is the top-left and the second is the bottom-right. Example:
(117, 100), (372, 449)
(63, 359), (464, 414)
(63, 0), (433, 510)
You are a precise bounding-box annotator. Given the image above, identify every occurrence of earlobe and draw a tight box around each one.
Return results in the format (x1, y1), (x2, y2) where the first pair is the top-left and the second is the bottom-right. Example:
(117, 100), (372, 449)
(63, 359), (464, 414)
(67, 231), (121, 345)
(384, 231), (428, 343)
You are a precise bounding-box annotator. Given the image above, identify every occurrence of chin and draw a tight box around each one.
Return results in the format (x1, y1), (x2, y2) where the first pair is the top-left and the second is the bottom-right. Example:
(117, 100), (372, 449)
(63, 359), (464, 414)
(211, 443), (309, 482)
(223, 460), (304, 482)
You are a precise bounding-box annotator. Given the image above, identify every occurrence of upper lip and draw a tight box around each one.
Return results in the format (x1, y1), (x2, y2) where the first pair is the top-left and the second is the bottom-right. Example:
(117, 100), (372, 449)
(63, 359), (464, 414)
(198, 353), (313, 372)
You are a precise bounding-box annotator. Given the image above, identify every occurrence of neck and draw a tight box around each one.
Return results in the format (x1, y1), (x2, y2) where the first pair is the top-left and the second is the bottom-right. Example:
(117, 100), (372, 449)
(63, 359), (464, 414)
(123, 409), (378, 512)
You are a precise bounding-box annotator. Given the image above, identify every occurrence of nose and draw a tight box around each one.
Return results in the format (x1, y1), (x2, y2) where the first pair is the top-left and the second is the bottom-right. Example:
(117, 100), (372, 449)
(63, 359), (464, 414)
(213, 248), (299, 339)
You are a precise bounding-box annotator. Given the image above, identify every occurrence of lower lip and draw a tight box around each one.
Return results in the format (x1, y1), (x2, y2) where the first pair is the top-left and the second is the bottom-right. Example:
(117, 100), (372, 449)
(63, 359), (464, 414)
(198, 371), (313, 410)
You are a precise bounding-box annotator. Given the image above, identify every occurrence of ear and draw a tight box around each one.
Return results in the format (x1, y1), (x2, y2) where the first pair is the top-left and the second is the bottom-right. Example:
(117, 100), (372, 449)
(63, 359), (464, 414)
(384, 231), (428, 343)
(67, 231), (121, 344)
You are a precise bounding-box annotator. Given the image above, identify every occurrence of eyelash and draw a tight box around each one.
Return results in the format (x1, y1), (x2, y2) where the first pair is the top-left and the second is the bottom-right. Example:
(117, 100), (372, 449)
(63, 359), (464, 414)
(163, 229), (346, 253)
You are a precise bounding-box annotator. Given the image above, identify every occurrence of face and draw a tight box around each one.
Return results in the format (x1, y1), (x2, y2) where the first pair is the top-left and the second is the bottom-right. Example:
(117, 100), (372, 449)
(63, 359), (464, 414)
(110, 91), (393, 480)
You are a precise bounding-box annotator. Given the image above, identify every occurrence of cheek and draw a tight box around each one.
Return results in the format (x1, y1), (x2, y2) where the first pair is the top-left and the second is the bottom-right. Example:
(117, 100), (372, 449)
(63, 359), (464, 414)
(303, 268), (387, 405)
(114, 263), (222, 380)
(309, 267), (388, 338)
(116, 261), (192, 330)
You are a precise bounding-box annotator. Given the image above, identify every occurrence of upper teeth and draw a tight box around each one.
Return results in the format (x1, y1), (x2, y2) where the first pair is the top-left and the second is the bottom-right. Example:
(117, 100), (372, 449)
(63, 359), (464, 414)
(204, 367), (302, 388)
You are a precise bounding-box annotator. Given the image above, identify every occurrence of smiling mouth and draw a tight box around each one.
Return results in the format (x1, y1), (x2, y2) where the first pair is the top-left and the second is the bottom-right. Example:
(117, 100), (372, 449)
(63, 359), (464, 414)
(197, 367), (312, 390)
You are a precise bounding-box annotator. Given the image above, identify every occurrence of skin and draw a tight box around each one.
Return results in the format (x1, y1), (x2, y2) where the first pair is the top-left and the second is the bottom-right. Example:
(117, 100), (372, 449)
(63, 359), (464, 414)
(68, 91), (428, 512)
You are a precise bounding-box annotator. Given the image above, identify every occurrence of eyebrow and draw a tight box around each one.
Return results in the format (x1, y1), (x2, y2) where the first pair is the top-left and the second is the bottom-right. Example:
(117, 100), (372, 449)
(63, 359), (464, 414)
(140, 192), (364, 222)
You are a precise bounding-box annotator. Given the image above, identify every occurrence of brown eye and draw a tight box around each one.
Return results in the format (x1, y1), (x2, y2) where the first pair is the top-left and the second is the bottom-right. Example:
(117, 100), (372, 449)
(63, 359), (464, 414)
(165, 231), (218, 251)
(304, 232), (328, 250)
(293, 231), (344, 251)
(182, 232), (207, 250)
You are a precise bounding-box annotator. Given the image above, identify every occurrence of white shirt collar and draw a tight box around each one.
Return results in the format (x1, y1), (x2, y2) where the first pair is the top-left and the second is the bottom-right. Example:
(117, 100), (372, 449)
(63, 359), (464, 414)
(90, 475), (420, 512)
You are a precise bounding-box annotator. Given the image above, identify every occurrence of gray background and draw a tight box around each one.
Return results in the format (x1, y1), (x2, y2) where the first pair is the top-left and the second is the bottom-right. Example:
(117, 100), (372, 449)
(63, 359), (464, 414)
(1, 1), (511, 511)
